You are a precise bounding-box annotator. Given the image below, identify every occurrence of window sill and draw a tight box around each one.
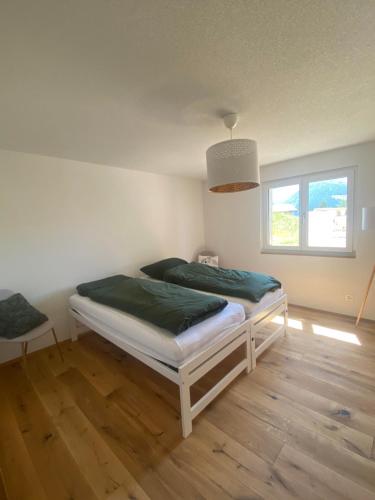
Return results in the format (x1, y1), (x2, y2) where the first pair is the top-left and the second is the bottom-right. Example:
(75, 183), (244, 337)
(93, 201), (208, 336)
(261, 248), (356, 258)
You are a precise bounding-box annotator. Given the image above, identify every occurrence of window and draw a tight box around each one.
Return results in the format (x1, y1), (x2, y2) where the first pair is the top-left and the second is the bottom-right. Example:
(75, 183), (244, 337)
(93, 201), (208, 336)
(262, 167), (355, 256)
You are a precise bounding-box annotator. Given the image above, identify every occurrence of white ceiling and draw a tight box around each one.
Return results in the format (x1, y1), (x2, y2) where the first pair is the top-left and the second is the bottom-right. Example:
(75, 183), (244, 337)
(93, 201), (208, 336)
(1, 0), (375, 178)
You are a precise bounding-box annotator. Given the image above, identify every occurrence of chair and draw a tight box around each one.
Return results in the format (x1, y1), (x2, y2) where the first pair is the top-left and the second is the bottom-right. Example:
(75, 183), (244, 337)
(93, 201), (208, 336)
(0, 289), (64, 363)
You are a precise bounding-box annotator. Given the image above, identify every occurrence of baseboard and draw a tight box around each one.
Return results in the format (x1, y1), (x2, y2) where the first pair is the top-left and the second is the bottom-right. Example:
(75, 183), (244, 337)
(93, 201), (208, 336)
(288, 302), (375, 325)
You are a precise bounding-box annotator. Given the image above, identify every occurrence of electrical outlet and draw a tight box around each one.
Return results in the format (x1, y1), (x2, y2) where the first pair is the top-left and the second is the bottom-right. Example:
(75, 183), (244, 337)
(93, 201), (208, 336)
(345, 295), (353, 302)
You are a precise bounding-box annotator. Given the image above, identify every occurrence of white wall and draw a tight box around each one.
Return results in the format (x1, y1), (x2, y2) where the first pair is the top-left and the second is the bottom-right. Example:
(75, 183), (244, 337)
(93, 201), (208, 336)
(1, 142), (373, 364)
(204, 141), (375, 320)
(0, 149), (205, 363)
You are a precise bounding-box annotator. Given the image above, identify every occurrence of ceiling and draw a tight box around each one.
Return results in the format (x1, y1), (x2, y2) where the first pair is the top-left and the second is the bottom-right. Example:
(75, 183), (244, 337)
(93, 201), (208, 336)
(1, 0), (375, 178)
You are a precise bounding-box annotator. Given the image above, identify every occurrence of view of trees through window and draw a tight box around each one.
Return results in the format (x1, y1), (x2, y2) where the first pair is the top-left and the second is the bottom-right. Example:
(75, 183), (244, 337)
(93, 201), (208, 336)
(270, 184), (299, 246)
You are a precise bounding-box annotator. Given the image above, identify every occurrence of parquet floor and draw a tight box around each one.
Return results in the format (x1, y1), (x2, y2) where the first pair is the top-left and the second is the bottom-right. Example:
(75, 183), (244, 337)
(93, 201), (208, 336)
(0, 305), (374, 499)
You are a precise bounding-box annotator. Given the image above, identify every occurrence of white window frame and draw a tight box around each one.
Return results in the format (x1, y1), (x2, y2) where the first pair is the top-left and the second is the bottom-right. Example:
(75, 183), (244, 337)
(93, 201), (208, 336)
(261, 166), (356, 257)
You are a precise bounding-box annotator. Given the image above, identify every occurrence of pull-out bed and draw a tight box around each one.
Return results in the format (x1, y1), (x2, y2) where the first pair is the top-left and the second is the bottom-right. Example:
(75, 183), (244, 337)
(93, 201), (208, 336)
(189, 286), (288, 368)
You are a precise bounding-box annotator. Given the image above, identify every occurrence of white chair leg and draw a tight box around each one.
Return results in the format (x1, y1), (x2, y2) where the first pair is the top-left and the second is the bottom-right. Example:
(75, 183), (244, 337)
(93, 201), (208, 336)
(21, 342), (28, 369)
(179, 382), (192, 438)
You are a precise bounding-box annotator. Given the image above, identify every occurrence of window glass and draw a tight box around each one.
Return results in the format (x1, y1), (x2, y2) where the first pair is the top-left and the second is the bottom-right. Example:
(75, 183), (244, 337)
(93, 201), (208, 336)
(270, 184), (299, 246)
(263, 168), (354, 255)
(307, 177), (347, 248)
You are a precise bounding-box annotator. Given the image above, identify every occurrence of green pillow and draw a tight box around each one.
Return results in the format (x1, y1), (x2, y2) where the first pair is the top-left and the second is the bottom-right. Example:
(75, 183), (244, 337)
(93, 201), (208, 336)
(140, 258), (187, 280)
(0, 293), (48, 339)
(77, 274), (130, 297)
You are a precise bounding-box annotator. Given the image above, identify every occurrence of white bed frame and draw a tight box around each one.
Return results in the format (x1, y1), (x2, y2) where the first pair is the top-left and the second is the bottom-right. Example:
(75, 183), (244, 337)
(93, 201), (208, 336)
(69, 294), (287, 438)
(250, 294), (288, 368)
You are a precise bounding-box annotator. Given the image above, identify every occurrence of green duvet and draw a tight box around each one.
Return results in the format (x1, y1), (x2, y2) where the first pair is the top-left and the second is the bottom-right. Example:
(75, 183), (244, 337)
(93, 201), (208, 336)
(77, 275), (227, 334)
(163, 263), (281, 302)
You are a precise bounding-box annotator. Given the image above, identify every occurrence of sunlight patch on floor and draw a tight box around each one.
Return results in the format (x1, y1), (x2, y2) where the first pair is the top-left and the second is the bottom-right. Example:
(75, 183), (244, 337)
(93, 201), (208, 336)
(272, 316), (303, 330)
(312, 324), (361, 345)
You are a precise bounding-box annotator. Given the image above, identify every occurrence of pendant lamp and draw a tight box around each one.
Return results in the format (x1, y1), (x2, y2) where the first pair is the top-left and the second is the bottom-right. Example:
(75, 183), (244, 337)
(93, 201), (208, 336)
(206, 113), (260, 193)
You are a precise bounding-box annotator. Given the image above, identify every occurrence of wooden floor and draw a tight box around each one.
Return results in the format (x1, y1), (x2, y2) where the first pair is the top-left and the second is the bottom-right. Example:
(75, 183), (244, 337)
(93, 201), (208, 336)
(0, 306), (375, 500)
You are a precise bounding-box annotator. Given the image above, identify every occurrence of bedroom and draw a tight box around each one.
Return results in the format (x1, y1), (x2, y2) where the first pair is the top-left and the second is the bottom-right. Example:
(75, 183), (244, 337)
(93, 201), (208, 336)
(0, 1), (374, 499)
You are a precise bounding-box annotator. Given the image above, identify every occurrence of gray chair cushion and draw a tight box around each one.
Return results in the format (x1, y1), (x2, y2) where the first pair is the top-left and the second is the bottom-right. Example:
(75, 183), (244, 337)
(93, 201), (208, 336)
(0, 293), (48, 339)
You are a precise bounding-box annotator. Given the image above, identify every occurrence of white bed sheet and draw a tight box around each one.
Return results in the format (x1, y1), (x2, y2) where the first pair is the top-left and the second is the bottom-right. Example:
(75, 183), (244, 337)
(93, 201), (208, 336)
(69, 294), (245, 368)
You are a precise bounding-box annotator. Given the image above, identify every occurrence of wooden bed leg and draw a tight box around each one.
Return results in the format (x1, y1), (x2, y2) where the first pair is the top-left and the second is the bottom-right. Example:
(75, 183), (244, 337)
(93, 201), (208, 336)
(51, 328), (64, 362)
(179, 381), (192, 438)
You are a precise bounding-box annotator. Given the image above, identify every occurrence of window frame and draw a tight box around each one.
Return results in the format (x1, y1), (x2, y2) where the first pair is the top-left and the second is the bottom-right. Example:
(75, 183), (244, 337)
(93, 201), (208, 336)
(261, 166), (356, 257)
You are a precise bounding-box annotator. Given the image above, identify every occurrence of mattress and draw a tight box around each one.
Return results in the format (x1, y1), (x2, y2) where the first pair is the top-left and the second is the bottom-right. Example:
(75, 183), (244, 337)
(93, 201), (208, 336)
(205, 287), (286, 317)
(69, 294), (245, 368)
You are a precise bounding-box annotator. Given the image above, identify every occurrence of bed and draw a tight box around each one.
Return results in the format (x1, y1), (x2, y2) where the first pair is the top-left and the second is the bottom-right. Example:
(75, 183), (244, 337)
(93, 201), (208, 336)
(191, 286), (288, 368)
(141, 273), (288, 369)
(69, 294), (251, 438)
(198, 288), (287, 368)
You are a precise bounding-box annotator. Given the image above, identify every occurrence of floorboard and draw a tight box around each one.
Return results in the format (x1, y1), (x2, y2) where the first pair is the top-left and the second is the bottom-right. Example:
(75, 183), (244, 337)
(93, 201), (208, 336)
(0, 305), (374, 499)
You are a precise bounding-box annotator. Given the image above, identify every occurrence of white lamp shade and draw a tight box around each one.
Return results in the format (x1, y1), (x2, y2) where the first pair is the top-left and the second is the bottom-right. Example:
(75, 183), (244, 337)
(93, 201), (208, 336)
(206, 139), (259, 193)
(362, 206), (375, 231)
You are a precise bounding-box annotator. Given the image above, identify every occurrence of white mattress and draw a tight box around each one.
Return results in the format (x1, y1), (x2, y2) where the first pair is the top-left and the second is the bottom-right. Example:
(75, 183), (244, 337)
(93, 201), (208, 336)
(69, 294), (245, 368)
(204, 287), (286, 317)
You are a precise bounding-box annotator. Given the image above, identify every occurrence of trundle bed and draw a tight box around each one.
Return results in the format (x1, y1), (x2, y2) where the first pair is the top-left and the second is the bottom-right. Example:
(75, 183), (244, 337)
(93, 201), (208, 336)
(198, 287), (288, 368)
